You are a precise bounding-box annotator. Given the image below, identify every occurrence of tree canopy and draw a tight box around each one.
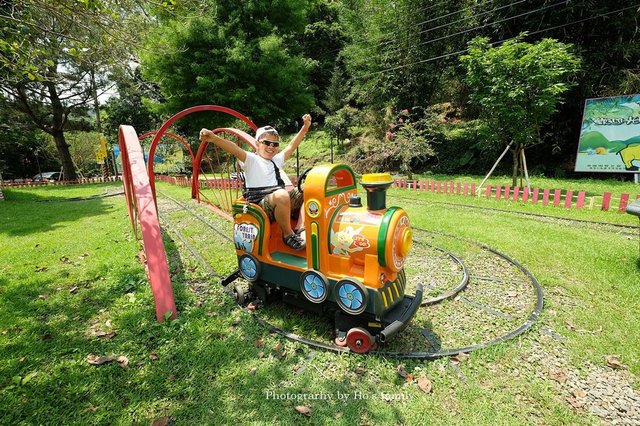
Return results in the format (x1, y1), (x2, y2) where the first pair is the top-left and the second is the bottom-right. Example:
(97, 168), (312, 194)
(140, 0), (316, 130)
(461, 35), (580, 185)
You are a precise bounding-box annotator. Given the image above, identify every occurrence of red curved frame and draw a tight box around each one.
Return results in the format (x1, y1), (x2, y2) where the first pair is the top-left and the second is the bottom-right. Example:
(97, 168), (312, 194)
(119, 125), (177, 322)
(147, 105), (257, 198)
(192, 127), (257, 198)
(139, 131), (196, 164)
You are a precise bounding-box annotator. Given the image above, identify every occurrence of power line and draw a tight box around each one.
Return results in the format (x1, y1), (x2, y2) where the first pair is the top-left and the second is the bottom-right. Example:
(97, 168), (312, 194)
(379, 0), (526, 48)
(332, 0), (494, 55)
(354, 3), (640, 80)
(404, 0), (567, 52)
(344, 0), (564, 63)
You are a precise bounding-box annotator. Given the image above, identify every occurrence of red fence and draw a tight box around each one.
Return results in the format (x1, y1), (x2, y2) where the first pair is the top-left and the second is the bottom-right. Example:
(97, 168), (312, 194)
(393, 179), (640, 213)
(1, 176), (122, 188)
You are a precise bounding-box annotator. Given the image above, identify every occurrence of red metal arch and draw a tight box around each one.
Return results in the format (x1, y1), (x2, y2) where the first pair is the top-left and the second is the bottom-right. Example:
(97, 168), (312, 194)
(119, 125), (177, 322)
(147, 105), (257, 198)
(192, 127), (257, 201)
(139, 131), (196, 163)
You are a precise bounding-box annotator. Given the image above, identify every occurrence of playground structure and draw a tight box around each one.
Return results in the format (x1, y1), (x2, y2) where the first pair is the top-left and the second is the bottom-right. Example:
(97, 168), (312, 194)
(118, 105), (422, 352)
(118, 105), (543, 357)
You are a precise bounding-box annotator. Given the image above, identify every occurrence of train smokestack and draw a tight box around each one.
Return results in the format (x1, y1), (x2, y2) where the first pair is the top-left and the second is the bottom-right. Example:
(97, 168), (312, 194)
(361, 173), (393, 211)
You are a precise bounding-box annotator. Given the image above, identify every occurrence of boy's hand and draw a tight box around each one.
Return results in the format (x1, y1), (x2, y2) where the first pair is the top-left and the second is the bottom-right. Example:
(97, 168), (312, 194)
(302, 114), (312, 129)
(199, 128), (214, 142)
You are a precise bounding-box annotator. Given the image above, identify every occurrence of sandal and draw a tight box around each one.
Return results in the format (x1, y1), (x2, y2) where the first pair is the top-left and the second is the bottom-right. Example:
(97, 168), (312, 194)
(283, 232), (306, 250)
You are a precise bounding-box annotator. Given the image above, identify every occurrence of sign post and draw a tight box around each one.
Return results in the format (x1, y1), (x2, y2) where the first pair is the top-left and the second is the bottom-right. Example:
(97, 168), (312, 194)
(575, 94), (640, 180)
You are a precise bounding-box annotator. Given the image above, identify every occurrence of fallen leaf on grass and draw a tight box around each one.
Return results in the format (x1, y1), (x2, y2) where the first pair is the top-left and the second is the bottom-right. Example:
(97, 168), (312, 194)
(69, 286), (79, 294)
(86, 354), (128, 368)
(565, 396), (583, 409)
(565, 321), (577, 331)
(450, 352), (469, 365)
(150, 352), (159, 361)
(92, 330), (116, 339)
(246, 302), (258, 312)
(417, 375), (432, 394)
(397, 365), (409, 378)
(294, 406), (311, 417)
(151, 416), (171, 426)
(60, 256), (71, 264)
(206, 311), (218, 317)
(167, 375), (176, 381)
(548, 369), (568, 384)
(35, 266), (48, 272)
(254, 339), (265, 347)
(573, 388), (587, 398)
(273, 342), (283, 352)
(405, 373), (414, 383)
(605, 354), (627, 370)
(354, 367), (367, 375)
(249, 367), (257, 375)
(38, 294), (49, 300)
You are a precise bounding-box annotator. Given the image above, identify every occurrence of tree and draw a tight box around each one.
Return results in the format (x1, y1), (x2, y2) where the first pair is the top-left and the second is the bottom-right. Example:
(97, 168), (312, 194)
(339, 0), (476, 112)
(140, 0), (315, 131)
(0, 0), (185, 180)
(461, 35), (581, 186)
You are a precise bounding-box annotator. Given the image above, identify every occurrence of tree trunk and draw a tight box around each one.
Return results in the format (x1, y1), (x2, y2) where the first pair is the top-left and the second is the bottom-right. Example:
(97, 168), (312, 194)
(51, 130), (76, 181)
(511, 143), (520, 188)
(45, 79), (77, 181)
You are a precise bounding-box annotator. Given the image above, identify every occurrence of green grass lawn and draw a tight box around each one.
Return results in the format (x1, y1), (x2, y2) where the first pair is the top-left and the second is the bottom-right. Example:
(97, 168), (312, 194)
(0, 180), (638, 425)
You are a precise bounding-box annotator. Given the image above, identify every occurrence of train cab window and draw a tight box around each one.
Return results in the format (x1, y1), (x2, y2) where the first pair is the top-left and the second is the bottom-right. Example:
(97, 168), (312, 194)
(325, 167), (356, 196)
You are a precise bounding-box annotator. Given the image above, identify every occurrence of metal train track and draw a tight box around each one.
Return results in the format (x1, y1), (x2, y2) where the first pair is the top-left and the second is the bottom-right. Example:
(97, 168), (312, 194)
(156, 190), (544, 359)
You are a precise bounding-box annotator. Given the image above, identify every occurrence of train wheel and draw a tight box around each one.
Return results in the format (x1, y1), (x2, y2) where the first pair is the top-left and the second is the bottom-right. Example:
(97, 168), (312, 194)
(346, 327), (375, 354)
(334, 330), (348, 347)
(300, 270), (329, 303)
(334, 278), (368, 315)
(238, 254), (260, 282)
(233, 285), (246, 305)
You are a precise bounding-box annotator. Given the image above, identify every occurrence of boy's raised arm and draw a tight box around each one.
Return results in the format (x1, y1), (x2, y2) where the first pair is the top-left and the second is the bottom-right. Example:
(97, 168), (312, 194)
(199, 129), (247, 162)
(283, 114), (312, 161)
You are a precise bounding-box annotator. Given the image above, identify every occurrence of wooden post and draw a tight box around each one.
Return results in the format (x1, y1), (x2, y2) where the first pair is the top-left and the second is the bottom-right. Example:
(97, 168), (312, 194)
(601, 192), (612, 211)
(477, 141), (513, 194)
(576, 191), (585, 209)
(619, 193), (630, 212)
(564, 191), (573, 209)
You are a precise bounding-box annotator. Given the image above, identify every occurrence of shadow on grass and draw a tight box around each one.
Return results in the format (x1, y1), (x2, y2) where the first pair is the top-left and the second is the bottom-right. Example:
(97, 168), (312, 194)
(0, 187), (117, 237)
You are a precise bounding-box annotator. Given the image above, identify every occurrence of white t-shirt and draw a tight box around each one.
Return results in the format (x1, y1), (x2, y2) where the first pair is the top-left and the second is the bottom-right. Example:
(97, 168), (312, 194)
(243, 151), (286, 188)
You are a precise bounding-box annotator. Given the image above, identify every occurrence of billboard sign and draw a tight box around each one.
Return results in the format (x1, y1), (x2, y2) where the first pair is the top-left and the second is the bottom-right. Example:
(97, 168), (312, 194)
(575, 94), (640, 173)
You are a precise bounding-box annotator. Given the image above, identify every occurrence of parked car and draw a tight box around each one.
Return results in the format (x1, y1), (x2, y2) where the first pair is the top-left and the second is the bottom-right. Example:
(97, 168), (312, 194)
(33, 172), (63, 182)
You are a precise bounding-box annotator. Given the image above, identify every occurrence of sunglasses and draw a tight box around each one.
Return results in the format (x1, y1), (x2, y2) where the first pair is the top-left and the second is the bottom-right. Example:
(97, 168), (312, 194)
(260, 140), (280, 148)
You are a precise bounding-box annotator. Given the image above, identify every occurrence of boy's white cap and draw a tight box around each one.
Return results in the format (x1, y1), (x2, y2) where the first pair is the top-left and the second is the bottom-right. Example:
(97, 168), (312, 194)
(255, 125), (279, 141)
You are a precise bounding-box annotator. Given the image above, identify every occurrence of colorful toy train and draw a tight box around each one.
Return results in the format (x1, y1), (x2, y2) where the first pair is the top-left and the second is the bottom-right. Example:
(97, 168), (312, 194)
(223, 163), (423, 353)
